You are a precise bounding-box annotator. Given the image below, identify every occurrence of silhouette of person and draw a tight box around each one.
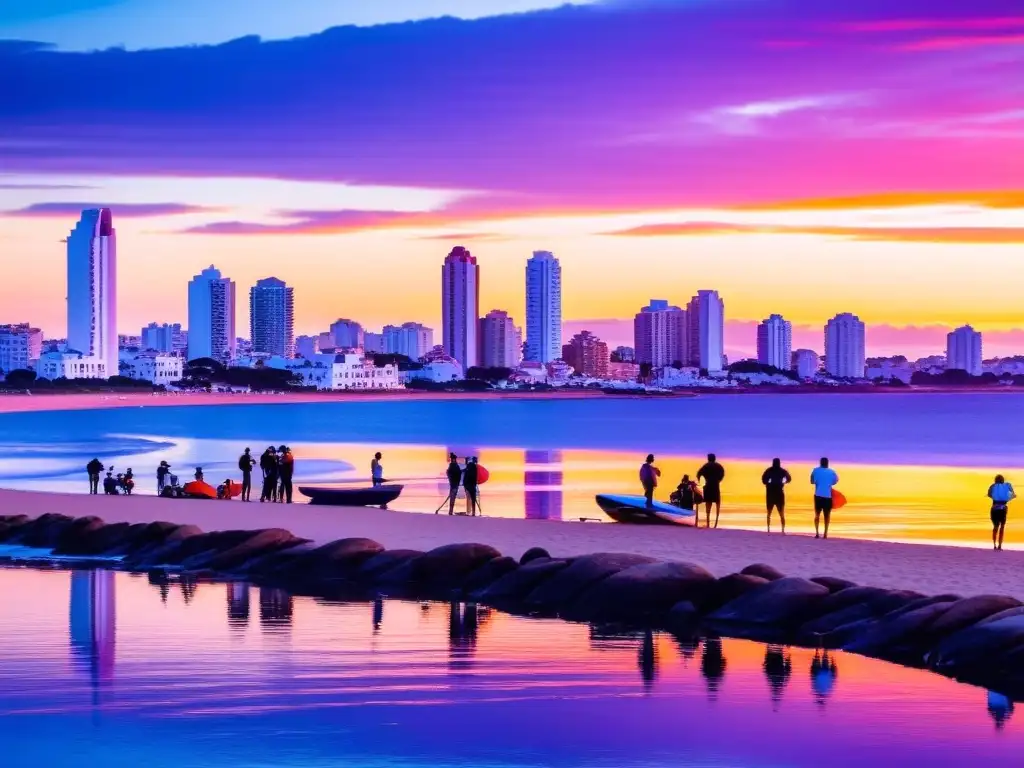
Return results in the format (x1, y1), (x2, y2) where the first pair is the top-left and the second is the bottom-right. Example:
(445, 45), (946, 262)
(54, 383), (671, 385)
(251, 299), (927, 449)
(696, 453), (726, 528)
(278, 446), (295, 503)
(701, 636), (727, 699)
(639, 454), (661, 508)
(260, 446), (278, 502)
(761, 458), (792, 533)
(445, 453), (462, 515)
(763, 644), (793, 709)
(464, 457), (480, 515)
(86, 457), (103, 494)
(987, 690), (1015, 730)
(811, 649), (838, 707)
(987, 474), (1016, 551)
(372, 594), (384, 632)
(238, 448), (255, 501)
(371, 452), (384, 487)
(810, 458), (839, 539)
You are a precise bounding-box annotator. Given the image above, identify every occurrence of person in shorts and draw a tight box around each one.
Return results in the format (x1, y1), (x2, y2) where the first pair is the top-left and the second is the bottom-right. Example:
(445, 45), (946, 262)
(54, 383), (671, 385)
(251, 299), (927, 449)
(810, 457), (839, 539)
(987, 474), (1016, 551)
(696, 453), (725, 528)
(761, 458), (792, 533)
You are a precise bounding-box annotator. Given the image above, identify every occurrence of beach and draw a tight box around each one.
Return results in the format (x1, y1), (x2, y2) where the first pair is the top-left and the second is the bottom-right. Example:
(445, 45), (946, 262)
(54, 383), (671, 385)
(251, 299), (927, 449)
(2, 487), (1022, 600)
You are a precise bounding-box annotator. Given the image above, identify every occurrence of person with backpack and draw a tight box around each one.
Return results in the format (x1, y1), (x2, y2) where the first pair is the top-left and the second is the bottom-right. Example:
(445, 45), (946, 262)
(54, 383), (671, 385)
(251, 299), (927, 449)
(260, 446), (278, 502)
(238, 447), (255, 501)
(86, 457), (104, 495)
(988, 474), (1016, 551)
(156, 461), (171, 495)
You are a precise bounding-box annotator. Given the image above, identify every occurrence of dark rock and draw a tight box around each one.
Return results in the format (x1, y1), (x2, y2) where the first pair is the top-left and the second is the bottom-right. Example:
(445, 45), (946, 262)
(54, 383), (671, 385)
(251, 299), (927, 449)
(100, 522), (181, 556)
(710, 577), (829, 627)
(566, 561), (716, 623)
(412, 543), (503, 587)
(358, 549), (425, 580)
(53, 521), (132, 555)
(54, 516), (107, 552)
(930, 612), (1024, 674)
(741, 563), (785, 581)
(524, 552), (657, 613)
(277, 537), (385, 578)
(815, 586), (904, 616)
(463, 556), (519, 593)
(810, 576), (858, 593)
(702, 573), (770, 613)
(122, 524), (204, 565)
(473, 557), (570, 604)
(842, 599), (960, 659)
(520, 547), (550, 565)
(189, 529), (311, 572)
(798, 589), (923, 643)
(666, 600), (700, 631)
(926, 595), (1024, 639)
(372, 555), (425, 588)
(0, 515), (30, 541)
(237, 541), (321, 576)
(10, 513), (76, 548)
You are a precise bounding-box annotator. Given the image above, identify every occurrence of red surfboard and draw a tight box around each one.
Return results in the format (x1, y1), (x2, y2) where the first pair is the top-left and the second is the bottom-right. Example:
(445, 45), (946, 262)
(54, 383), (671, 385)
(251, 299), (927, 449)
(832, 489), (847, 510)
(476, 465), (490, 484)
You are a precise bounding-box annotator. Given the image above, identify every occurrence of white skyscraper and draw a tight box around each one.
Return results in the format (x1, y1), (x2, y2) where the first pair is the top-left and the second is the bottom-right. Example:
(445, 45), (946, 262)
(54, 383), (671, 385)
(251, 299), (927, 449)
(824, 313), (866, 378)
(757, 314), (793, 370)
(441, 246), (480, 369)
(946, 325), (983, 376)
(249, 277), (294, 357)
(687, 290), (725, 372)
(67, 208), (117, 376)
(525, 251), (561, 363)
(187, 266), (236, 362)
(329, 319), (364, 350)
(633, 300), (688, 367)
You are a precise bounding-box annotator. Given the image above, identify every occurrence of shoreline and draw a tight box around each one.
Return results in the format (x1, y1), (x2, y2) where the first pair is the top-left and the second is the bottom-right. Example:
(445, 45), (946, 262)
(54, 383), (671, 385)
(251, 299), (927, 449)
(0, 487), (1021, 600)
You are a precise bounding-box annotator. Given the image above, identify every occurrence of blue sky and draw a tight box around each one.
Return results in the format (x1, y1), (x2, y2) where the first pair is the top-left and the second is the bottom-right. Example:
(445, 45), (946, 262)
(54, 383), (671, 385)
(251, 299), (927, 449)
(0, 0), (595, 49)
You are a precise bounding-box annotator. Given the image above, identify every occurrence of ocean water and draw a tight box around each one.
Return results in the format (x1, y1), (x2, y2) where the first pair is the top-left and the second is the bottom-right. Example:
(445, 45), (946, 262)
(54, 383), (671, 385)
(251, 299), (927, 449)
(0, 394), (1022, 547)
(0, 566), (1019, 768)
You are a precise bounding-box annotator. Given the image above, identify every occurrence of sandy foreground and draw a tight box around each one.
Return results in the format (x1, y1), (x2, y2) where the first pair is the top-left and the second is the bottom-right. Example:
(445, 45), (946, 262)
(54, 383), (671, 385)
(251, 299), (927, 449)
(1, 488), (1022, 601)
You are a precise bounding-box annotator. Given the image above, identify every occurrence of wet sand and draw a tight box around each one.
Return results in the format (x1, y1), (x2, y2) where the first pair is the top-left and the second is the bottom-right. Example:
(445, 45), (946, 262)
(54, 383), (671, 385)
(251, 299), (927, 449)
(1, 488), (1022, 600)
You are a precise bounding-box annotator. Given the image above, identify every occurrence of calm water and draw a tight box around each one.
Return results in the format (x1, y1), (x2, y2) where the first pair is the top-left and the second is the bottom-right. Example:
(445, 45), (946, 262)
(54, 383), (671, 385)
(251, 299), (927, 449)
(0, 394), (1022, 547)
(0, 566), (1019, 767)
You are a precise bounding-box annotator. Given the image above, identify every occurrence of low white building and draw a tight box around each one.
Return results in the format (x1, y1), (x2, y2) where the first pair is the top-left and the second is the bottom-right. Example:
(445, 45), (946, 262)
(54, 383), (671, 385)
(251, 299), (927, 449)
(120, 351), (183, 384)
(403, 357), (464, 384)
(36, 350), (108, 380)
(287, 353), (401, 390)
(0, 324), (43, 374)
(791, 349), (820, 380)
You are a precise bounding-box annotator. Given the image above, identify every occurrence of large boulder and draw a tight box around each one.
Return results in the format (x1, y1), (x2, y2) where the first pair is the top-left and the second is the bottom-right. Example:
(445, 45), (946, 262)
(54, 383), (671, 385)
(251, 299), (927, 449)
(702, 573), (769, 613)
(930, 610), (1024, 674)
(188, 529), (311, 572)
(238, 541), (321, 576)
(102, 521), (183, 556)
(565, 561), (716, 623)
(810, 576), (859, 593)
(0, 515), (30, 542)
(798, 589), (923, 644)
(53, 521), (132, 555)
(523, 552), (657, 614)
(411, 543), (503, 588)
(472, 557), (571, 605)
(53, 516), (107, 552)
(122, 524), (204, 566)
(359, 549), (425, 580)
(463, 556), (519, 593)
(710, 577), (829, 628)
(520, 547), (550, 565)
(741, 563), (785, 581)
(927, 595), (1023, 639)
(10, 513), (76, 548)
(276, 537), (386, 580)
(841, 599), (961, 661)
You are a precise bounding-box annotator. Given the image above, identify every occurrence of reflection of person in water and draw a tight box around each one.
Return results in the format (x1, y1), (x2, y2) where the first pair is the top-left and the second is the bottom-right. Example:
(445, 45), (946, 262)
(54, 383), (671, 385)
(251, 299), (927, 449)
(811, 649), (838, 707)
(987, 690), (1015, 730)
(638, 629), (658, 688)
(701, 637), (727, 699)
(448, 600), (479, 671)
(763, 644), (793, 709)
(259, 587), (293, 629)
(227, 583), (250, 627)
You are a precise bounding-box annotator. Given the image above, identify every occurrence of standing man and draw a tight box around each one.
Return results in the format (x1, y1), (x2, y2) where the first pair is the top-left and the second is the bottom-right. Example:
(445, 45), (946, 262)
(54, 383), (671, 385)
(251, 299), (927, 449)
(238, 448), (255, 502)
(761, 458), (792, 533)
(86, 457), (104, 495)
(260, 446), (278, 502)
(639, 454), (661, 508)
(810, 457), (839, 539)
(463, 457), (480, 515)
(445, 453), (462, 515)
(696, 453), (726, 528)
(987, 474), (1016, 551)
(156, 461), (171, 496)
(278, 446), (295, 504)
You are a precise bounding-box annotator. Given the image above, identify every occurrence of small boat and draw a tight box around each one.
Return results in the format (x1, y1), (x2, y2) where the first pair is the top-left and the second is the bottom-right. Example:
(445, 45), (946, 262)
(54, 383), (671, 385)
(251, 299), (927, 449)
(299, 484), (404, 509)
(595, 494), (696, 525)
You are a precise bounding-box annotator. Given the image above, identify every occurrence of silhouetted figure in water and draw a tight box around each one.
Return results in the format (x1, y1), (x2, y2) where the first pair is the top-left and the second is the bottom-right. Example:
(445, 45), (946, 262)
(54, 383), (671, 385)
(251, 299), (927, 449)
(988, 690), (1015, 730)
(86, 457), (103, 494)
(763, 644), (793, 709)
(148, 571), (170, 603)
(227, 583), (250, 627)
(372, 594), (384, 632)
(448, 601), (479, 671)
(259, 587), (293, 629)
(811, 649), (838, 707)
(761, 459), (792, 533)
(638, 629), (658, 689)
(672, 633), (701, 666)
(701, 637), (727, 699)
(180, 575), (198, 604)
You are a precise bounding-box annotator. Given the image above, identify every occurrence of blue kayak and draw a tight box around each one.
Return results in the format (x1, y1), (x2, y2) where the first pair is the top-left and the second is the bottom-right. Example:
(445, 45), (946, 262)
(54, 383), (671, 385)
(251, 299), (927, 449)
(595, 494), (696, 525)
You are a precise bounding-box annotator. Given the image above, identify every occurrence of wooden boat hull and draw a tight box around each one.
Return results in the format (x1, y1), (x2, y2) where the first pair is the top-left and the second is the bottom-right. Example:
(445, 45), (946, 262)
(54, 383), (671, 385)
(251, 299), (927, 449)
(299, 484), (404, 508)
(595, 494), (695, 525)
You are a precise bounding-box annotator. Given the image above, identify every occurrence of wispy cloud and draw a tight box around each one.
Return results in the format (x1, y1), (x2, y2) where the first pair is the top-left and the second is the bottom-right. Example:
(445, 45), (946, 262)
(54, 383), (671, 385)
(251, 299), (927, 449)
(736, 190), (1024, 211)
(4, 201), (216, 218)
(607, 221), (1024, 244)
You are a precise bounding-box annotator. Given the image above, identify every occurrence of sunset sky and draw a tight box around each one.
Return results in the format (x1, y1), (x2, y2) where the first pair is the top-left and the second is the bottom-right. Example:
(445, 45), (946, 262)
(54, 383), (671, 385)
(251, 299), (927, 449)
(2, 0), (1023, 358)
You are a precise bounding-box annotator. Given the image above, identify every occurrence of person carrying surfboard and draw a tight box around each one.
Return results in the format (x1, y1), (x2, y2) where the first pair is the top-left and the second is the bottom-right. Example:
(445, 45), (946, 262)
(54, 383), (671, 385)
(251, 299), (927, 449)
(696, 454), (726, 528)
(761, 458), (792, 534)
(639, 454), (661, 508)
(810, 457), (839, 539)
(987, 474), (1016, 551)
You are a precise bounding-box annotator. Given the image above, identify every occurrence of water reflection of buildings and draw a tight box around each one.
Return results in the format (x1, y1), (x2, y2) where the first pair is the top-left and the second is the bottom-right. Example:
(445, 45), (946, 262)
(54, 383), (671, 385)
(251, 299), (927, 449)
(524, 450), (563, 520)
(259, 587), (293, 630)
(69, 570), (116, 690)
(227, 583), (250, 628)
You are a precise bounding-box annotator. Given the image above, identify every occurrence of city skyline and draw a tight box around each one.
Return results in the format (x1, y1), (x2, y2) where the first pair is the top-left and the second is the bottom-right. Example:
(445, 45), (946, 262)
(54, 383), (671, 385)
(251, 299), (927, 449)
(1, 1), (1022, 359)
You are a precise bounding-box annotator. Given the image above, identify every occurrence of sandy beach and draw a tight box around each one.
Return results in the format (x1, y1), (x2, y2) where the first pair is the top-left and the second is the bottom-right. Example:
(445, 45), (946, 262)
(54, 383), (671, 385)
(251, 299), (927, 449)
(2, 487), (1022, 600)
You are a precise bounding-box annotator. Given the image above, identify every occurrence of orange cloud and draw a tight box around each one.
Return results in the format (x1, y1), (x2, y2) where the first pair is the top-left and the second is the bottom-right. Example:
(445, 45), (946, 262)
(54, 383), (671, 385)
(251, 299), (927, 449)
(735, 189), (1024, 211)
(607, 222), (1024, 244)
(896, 33), (1024, 51)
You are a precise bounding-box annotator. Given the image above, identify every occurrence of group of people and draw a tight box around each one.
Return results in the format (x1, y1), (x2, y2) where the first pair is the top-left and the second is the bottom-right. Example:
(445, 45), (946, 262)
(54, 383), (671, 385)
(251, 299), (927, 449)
(444, 453), (483, 515)
(238, 446), (296, 503)
(642, 453), (842, 538)
(86, 458), (136, 496)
